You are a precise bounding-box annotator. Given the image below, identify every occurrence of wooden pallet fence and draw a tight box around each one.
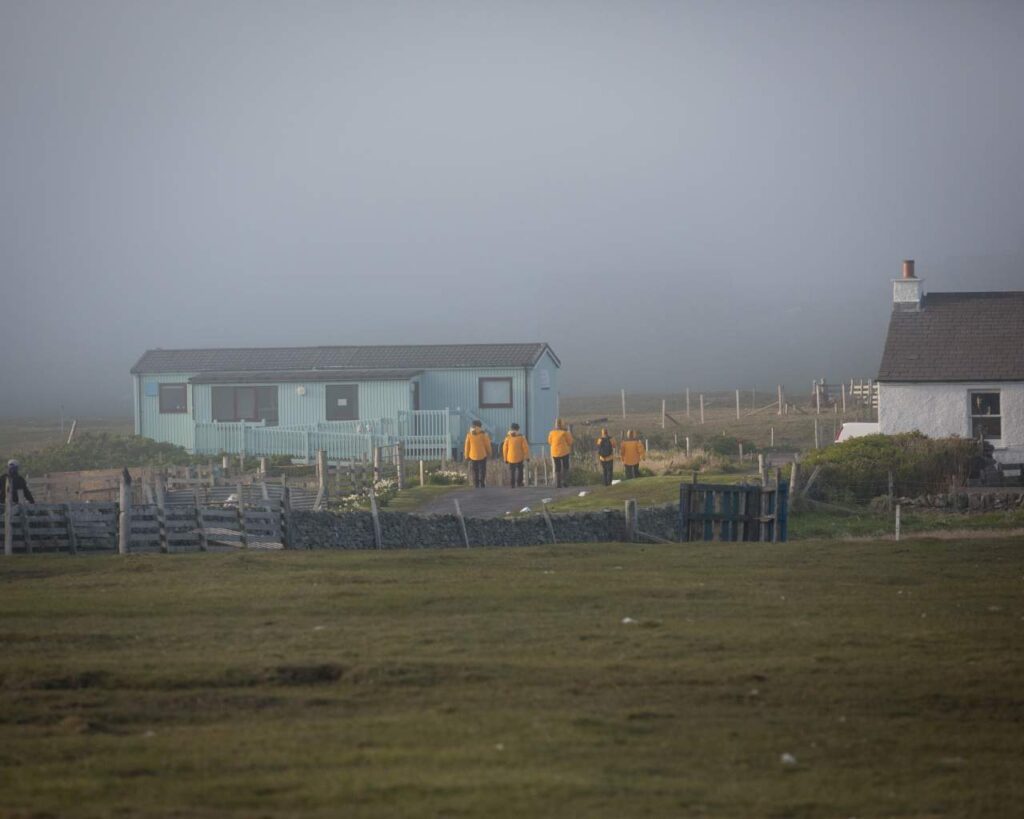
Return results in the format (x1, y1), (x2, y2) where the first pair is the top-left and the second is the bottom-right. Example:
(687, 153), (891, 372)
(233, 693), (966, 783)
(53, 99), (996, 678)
(678, 482), (789, 542)
(0, 500), (287, 555)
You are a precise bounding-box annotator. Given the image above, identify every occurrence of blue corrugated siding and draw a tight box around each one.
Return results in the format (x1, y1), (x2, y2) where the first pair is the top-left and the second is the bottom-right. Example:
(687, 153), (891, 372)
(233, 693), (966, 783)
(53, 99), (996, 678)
(192, 380), (413, 426)
(419, 368), (528, 443)
(137, 372), (198, 450)
(528, 350), (560, 451)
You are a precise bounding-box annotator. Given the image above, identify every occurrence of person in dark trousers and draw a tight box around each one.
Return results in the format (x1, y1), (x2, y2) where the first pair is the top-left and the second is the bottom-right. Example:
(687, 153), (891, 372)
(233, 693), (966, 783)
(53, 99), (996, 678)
(596, 427), (617, 486)
(1, 460), (35, 504)
(620, 431), (645, 479)
(501, 423), (530, 487)
(463, 420), (492, 488)
(547, 418), (573, 488)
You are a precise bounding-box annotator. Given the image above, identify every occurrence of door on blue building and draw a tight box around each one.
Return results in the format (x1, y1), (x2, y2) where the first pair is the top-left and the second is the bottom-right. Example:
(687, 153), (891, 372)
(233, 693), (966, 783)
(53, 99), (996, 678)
(326, 384), (359, 421)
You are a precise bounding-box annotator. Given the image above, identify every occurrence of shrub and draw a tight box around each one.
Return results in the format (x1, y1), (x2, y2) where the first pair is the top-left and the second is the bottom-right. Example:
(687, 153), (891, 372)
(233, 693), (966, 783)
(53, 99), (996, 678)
(6, 433), (196, 475)
(427, 469), (468, 486)
(801, 433), (978, 504)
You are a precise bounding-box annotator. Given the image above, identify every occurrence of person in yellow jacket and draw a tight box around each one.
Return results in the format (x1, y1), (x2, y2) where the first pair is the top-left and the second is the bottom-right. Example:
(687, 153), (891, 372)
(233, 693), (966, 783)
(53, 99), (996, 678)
(464, 420), (492, 488)
(501, 422), (530, 488)
(595, 427), (617, 486)
(620, 430), (646, 479)
(547, 418), (574, 488)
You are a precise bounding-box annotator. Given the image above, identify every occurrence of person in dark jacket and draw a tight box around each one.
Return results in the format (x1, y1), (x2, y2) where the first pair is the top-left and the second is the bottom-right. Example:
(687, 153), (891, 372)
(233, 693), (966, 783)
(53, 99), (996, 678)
(1, 460), (35, 504)
(595, 428), (617, 486)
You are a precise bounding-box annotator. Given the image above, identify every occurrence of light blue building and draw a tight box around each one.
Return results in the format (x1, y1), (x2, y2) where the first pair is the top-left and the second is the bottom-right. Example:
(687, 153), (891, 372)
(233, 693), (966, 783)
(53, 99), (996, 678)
(131, 343), (561, 460)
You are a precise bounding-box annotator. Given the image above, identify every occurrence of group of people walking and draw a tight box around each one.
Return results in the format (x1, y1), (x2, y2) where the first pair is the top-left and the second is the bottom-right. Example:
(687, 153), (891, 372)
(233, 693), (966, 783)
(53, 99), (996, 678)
(462, 419), (645, 490)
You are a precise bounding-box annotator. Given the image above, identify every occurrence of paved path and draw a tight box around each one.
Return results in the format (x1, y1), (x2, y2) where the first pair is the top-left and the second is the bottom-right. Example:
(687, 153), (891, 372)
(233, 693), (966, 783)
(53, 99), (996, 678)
(418, 486), (585, 518)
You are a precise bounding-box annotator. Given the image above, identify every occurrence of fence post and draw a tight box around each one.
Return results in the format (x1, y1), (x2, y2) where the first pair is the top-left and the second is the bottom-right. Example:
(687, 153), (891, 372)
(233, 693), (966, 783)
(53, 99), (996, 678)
(624, 499), (637, 542)
(894, 503), (901, 542)
(735, 389), (740, 420)
(770, 426), (775, 447)
(118, 469), (132, 555)
(686, 388), (691, 418)
(396, 442), (406, 490)
(621, 388), (626, 419)
(661, 399), (666, 429)
(685, 436), (691, 457)
(542, 502), (557, 544)
(63, 503), (78, 554)
(4, 472), (12, 556)
(373, 447), (382, 484)
(453, 498), (470, 548)
(369, 484), (383, 550)
(419, 460), (425, 487)
(887, 471), (894, 512)
(814, 418), (820, 449)
(758, 454), (766, 485)
(259, 456), (268, 476)
(155, 474), (168, 553)
(279, 486), (291, 550)
(777, 384), (783, 415)
(699, 394), (705, 424)
(194, 489), (208, 552)
(236, 483), (248, 549)
(316, 449), (328, 510)
(738, 443), (743, 461)
(788, 458), (800, 515)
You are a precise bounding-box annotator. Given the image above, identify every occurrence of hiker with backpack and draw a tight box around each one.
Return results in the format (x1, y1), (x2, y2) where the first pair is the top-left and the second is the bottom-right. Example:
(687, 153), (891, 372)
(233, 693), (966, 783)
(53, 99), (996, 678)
(501, 423), (530, 488)
(620, 430), (646, 479)
(595, 428), (617, 486)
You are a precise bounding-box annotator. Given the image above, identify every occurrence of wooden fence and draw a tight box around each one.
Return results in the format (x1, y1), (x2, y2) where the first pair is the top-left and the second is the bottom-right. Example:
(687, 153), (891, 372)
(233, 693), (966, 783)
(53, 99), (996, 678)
(678, 481), (788, 542)
(1, 497), (291, 555)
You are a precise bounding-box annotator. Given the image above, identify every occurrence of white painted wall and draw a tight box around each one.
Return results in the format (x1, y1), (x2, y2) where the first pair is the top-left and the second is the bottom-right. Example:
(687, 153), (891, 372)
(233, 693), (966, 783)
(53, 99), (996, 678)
(878, 381), (1024, 461)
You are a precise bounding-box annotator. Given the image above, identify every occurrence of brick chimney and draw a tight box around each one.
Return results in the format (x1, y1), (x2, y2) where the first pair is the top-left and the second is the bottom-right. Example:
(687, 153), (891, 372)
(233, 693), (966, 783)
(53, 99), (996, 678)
(892, 258), (923, 311)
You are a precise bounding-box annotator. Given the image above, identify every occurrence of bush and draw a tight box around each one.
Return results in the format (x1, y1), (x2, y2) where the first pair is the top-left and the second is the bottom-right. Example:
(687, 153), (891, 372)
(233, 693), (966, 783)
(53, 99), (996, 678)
(801, 433), (978, 504)
(6, 433), (196, 475)
(428, 469), (468, 486)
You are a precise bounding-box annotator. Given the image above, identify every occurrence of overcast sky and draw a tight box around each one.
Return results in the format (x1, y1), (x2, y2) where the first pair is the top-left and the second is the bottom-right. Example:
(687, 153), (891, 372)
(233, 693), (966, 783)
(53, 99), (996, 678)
(2, 0), (1022, 417)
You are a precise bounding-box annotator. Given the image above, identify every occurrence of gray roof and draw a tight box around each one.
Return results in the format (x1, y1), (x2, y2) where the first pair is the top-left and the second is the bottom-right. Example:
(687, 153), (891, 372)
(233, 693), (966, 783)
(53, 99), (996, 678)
(878, 292), (1024, 382)
(189, 369), (424, 384)
(132, 343), (559, 374)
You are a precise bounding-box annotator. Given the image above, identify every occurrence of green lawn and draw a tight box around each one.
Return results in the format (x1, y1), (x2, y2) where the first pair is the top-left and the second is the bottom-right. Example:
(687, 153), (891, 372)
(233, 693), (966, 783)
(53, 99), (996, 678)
(1, 540), (1022, 817)
(383, 483), (463, 511)
(545, 474), (747, 512)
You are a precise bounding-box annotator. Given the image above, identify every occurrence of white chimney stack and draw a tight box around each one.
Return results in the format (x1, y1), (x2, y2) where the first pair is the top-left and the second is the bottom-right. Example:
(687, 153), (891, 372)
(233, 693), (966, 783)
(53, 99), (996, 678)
(892, 259), (923, 311)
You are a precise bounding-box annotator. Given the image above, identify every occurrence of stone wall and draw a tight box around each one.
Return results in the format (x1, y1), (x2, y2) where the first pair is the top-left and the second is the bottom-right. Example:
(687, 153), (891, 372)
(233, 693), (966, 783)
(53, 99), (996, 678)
(870, 491), (1024, 512)
(290, 505), (683, 550)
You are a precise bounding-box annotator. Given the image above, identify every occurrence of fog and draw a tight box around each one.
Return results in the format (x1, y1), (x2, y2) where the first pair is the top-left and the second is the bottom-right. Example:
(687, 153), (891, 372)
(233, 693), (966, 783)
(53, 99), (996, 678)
(2, 0), (1022, 417)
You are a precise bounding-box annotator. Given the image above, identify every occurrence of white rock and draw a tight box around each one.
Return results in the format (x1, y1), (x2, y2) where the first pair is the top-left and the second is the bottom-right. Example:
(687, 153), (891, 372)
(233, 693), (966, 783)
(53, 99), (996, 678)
(610, 479), (621, 485)
(542, 497), (553, 504)
(780, 753), (797, 766)
(578, 491), (588, 497)
(520, 506), (531, 513)
(621, 617), (638, 625)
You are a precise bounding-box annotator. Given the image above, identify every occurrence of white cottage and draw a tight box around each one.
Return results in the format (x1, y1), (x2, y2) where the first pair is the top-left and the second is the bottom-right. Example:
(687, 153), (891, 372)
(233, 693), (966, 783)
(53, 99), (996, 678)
(877, 260), (1024, 463)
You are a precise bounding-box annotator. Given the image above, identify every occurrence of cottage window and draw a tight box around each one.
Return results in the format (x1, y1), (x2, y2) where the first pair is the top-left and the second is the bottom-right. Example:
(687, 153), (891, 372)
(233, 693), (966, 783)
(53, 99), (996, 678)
(212, 386), (279, 424)
(970, 391), (1001, 440)
(479, 377), (513, 408)
(158, 384), (188, 414)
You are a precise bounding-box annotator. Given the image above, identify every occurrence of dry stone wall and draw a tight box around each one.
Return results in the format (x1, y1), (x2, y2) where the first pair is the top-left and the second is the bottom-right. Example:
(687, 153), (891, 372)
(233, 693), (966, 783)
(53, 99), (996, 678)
(290, 506), (682, 550)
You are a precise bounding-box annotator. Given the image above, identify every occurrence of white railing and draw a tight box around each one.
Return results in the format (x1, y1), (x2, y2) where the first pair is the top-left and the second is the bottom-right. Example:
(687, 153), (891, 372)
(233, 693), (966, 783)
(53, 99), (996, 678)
(193, 413), (456, 461)
(194, 422), (376, 461)
(397, 410), (455, 460)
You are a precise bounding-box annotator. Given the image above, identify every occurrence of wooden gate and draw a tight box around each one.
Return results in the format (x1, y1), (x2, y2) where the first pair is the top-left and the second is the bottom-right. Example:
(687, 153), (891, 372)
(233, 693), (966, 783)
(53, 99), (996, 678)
(678, 482), (788, 542)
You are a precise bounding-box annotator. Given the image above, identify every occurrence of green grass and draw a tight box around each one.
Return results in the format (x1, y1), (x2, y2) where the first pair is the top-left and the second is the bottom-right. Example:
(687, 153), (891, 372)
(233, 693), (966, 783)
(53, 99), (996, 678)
(790, 506), (1024, 540)
(384, 484), (463, 512)
(0, 418), (133, 460)
(1, 541), (1022, 817)
(546, 473), (750, 512)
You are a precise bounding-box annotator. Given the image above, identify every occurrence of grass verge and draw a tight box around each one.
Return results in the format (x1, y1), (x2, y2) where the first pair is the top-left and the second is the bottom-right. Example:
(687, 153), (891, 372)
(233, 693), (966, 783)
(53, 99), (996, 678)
(1, 540), (1021, 817)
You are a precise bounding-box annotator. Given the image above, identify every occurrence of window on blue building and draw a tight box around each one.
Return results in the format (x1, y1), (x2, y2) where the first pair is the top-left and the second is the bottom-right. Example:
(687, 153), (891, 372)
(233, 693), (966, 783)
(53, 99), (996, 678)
(212, 386), (278, 424)
(158, 384), (188, 414)
(479, 377), (513, 408)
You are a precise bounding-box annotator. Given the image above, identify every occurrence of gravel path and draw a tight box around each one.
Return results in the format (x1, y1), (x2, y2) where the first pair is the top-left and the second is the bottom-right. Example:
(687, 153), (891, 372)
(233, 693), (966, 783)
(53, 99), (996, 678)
(417, 486), (585, 518)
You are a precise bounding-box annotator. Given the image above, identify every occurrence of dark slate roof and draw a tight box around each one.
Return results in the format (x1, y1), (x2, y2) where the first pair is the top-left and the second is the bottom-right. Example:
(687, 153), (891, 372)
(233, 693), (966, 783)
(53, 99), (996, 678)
(189, 369), (424, 384)
(878, 292), (1024, 382)
(132, 343), (558, 374)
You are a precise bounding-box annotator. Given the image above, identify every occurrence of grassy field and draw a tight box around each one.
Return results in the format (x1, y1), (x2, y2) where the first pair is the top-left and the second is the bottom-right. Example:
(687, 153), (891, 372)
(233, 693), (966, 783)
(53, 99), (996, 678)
(1, 540), (1022, 817)
(0, 418), (133, 459)
(560, 391), (874, 452)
